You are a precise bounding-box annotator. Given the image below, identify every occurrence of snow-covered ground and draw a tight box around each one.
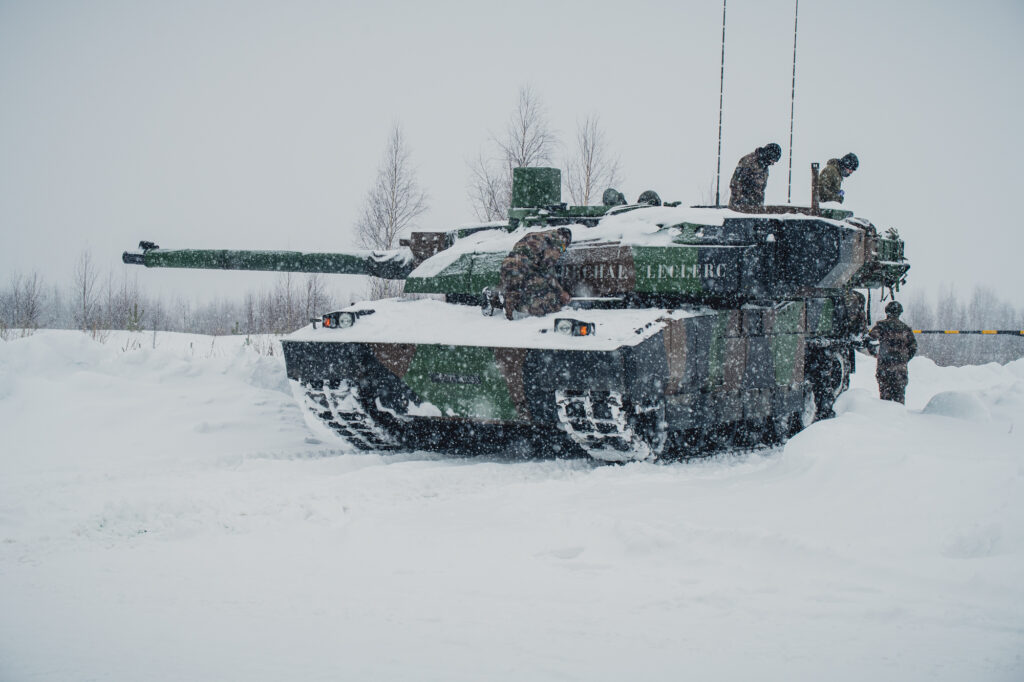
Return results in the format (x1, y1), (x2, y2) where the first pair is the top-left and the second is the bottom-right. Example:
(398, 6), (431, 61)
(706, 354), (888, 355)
(2, 330), (1022, 681)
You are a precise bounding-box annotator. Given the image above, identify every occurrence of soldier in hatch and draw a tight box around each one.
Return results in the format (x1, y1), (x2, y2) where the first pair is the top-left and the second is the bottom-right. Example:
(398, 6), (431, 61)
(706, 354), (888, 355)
(500, 227), (573, 320)
(818, 153), (859, 203)
(728, 142), (781, 211)
(867, 301), (917, 404)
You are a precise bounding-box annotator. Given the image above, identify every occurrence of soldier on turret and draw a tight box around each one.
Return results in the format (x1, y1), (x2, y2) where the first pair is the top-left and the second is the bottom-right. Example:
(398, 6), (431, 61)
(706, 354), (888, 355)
(868, 301), (917, 404)
(818, 153), (859, 203)
(728, 143), (781, 211)
(500, 227), (573, 320)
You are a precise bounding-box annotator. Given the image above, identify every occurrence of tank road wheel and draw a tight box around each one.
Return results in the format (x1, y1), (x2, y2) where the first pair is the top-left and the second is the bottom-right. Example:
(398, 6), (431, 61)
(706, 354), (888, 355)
(630, 399), (669, 458)
(555, 390), (667, 462)
(300, 379), (400, 451)
(798, 384), (817, 431)
(767, 413), (792, 445)
(808, 350), (848, 420)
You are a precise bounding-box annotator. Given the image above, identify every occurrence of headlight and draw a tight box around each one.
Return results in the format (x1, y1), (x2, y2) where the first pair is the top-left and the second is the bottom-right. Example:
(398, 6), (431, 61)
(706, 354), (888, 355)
(553, 318), (596, 336)
(320, 310), (374, 329)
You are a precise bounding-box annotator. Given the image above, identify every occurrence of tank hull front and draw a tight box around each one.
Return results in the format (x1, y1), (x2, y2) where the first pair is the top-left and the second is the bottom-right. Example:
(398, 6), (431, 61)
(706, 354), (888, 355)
(280, 298), (845, 460)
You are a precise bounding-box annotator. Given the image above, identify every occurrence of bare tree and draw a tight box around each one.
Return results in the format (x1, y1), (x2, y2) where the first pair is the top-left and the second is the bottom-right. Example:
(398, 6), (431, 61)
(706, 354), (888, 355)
(468, 86), (559, 220)
(499, 85), (558, 169)
(469, 151), (512, 222)
(303, 273), (329, 321)
(356, 124), (429, 299)
(565, 115), (621, 206)
(72, 250), (101, 332)
(5, 271), (46, 334)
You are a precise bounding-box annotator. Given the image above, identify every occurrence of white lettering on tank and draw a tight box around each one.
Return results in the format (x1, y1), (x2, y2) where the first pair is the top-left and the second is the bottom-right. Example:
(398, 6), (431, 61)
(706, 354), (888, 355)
(640, 261), (730, 279)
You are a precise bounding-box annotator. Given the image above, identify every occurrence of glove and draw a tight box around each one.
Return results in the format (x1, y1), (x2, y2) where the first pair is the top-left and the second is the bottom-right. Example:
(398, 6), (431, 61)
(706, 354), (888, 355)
(838, 189), (845, 203)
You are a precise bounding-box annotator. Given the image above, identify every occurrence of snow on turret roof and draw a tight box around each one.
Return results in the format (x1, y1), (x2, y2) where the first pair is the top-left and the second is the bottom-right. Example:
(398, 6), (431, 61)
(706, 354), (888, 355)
(411, 204), (852, 278)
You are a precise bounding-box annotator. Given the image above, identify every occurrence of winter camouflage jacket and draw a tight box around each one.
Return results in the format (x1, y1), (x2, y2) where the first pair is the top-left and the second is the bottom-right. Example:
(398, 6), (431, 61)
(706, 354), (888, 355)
(728, 151), (770, 210)
(500, 229), (572, 319)
(868, 316), (917, 375)
(818, 159), (844, 203)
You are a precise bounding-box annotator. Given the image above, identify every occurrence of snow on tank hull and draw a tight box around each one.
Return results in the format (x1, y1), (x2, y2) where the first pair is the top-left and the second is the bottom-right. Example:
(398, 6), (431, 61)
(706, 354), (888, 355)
(280, 297), (844, 461)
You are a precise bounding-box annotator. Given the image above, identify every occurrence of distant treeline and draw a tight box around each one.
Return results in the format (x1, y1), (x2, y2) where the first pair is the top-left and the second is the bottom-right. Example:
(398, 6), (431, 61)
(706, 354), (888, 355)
(0, 251), (359, 339)
(898, 285), (1024, 366)
(2, 254), (1022, 366)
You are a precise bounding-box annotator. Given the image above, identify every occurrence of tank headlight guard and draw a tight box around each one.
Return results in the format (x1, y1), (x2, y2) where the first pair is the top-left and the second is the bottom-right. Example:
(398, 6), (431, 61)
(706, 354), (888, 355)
(315, 310), (375, 329)
(554, 318), (596, 336)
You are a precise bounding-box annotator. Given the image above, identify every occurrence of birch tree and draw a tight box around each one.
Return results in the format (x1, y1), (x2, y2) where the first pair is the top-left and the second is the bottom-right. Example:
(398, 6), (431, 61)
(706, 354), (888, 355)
(469, 86), (558, 220)
(564, 115), (621, 206)
(356, 124), (429, 299)
(72, 250), (100, 331)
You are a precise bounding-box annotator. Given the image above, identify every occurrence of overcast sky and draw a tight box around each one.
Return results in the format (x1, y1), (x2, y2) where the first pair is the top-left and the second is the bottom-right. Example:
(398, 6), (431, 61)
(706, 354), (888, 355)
(2, 0), (1022, 308)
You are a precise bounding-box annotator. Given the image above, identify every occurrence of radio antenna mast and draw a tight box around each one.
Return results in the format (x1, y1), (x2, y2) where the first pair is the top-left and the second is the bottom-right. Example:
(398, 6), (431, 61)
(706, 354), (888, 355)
(786, 0), (800, 203)
(714, 0), (728, 207)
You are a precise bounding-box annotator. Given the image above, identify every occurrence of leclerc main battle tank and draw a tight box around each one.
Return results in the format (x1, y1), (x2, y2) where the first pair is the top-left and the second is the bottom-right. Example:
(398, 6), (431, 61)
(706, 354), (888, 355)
(123, 167), (909, 461)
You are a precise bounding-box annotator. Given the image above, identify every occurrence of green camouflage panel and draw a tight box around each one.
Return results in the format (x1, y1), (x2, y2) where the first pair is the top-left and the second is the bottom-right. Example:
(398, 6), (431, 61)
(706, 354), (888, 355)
(369, 343), (525, 422)
(658, 303), (807, 427)
(404, 251), (504, 294)
(401, 345), (520, 421)
(511, 167), (562, 208)
(806, 297), (836, 335)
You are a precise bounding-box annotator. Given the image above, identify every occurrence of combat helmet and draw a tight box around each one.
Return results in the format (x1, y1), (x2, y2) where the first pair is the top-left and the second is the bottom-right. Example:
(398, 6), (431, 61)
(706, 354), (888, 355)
(637, 190), (662, 206)
(556, 227), (573, 247)
(840, 153), (859, 172)
(758, 143), (782, 165)
(602, 188), (627, 206)
(885, 301), (903, 317)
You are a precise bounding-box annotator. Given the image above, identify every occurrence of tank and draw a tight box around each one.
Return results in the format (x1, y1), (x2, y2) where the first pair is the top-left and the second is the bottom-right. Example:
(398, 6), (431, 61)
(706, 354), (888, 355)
(122, 167), (909, 461)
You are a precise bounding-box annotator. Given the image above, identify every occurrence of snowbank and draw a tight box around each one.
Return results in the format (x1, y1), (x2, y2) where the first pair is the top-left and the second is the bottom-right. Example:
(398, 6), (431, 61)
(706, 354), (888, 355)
(1, 332), (1022, 681)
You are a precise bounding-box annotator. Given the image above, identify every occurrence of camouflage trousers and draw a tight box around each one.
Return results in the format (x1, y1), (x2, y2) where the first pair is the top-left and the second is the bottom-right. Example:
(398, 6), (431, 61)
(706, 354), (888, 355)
(877, 367), (908, 403)
(503, 275), (571, 320)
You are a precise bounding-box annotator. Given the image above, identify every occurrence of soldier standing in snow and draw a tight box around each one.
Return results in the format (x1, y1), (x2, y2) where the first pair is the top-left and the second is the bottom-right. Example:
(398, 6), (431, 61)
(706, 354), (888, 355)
(818, 153), (859, 203)
(868, 301), (917, 404)
(500, 227), (573, 320)
(728, 143), (782, 211)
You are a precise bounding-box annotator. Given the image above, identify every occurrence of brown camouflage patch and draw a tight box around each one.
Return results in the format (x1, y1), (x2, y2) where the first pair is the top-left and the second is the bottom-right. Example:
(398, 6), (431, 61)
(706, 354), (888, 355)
(494, 348), (529, 420)
(661, 318), (688, 395)
(559, 245), (636, 296)
(370, 343), (417, 378)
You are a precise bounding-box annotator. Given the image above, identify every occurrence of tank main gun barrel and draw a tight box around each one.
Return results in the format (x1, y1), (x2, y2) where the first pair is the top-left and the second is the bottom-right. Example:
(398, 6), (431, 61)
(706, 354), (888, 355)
(121, 242), (416, 280)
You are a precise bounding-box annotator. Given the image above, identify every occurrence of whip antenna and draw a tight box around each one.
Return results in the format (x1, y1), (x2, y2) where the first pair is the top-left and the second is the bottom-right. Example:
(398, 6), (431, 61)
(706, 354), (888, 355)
(786, 0), (800, 203)
(714, 0), (727, 207)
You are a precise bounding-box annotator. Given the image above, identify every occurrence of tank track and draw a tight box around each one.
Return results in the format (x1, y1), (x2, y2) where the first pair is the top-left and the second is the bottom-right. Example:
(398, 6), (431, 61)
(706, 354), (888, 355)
(301, 379), (399, 451)
(555, 389), (665, 462)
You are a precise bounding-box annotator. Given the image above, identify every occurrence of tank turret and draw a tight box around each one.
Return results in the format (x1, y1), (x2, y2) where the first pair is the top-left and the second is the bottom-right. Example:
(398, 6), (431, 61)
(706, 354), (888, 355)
(123, 165), (909, 461)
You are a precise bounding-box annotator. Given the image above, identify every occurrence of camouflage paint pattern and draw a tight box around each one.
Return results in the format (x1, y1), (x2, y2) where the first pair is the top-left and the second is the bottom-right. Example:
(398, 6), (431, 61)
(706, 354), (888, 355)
(404, 216), (902, 300)
(282, 300), (814, 434)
